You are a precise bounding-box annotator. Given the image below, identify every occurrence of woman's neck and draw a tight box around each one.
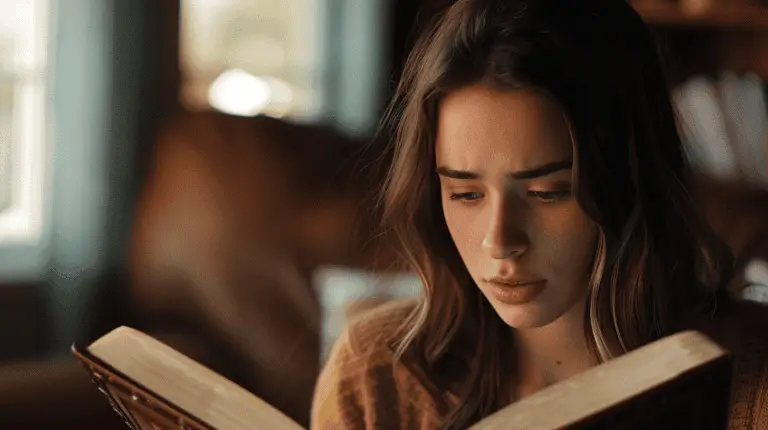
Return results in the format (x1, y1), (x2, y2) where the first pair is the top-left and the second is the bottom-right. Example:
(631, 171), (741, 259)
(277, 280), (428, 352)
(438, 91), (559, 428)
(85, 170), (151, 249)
(512, 301), (597, 400)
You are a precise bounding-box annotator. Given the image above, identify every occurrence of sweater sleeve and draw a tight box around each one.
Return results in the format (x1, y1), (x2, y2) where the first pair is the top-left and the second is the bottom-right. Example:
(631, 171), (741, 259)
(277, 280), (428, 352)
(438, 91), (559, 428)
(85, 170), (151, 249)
(746, 323), (768, 428)
(310, 329), (366, 430)
(310, 300), (436, 430)
(729, 302), (768, 429)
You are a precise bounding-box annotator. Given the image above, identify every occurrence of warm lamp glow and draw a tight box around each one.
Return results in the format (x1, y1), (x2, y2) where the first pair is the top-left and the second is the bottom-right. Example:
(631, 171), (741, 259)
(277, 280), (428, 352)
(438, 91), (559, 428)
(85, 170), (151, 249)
(207, 69), (295, 118)
(207, 69), (272, 116)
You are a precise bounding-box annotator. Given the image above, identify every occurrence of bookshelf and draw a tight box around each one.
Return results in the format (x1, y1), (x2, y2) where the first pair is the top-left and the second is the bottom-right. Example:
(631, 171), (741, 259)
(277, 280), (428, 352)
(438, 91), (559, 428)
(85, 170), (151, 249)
(632, 1), (768, 29)
(629, 1), (768, 82)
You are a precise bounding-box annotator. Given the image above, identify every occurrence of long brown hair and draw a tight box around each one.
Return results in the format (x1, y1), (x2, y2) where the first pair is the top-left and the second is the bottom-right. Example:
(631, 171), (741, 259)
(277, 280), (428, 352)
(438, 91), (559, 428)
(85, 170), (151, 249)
(376, 0), (733, 427)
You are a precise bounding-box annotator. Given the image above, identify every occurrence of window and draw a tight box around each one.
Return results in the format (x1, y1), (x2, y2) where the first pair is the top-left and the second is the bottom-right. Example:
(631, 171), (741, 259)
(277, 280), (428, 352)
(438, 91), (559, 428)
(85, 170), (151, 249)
(0, 0), (49, 244)
(180, 0), (327, 121)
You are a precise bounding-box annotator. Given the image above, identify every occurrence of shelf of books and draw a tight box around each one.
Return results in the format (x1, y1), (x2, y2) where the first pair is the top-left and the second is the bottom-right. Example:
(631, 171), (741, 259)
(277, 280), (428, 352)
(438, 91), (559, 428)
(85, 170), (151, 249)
(632, 1), (768, 29)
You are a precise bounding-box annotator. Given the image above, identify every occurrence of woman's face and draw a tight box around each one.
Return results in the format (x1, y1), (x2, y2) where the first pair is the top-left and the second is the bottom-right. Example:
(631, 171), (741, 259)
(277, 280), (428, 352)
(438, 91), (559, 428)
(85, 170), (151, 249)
(435, 85), (597, 329)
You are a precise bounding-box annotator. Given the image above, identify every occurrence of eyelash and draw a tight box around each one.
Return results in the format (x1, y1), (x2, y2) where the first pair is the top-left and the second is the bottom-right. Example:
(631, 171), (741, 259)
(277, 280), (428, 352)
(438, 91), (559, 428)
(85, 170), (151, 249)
(527, 189), (571, 203)
(449, 191), (483, 202)
(449, 189), (571, 204)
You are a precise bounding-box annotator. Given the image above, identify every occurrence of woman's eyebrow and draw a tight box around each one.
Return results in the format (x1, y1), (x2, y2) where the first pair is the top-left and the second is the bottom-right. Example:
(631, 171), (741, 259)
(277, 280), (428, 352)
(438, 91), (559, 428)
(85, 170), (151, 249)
(436, 167), (480, 180)
(436, 160), (572, 180)
(507, 160), (572, 180)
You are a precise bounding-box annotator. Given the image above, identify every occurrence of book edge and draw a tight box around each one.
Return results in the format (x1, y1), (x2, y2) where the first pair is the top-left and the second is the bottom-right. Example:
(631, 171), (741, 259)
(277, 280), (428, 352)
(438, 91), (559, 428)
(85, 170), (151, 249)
(83, 326), (303, 430)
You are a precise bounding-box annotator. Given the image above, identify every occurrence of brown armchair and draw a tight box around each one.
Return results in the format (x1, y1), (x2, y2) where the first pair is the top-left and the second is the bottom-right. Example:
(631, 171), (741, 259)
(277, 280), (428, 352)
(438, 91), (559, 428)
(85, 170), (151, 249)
(120, 111), (383, 426)
(0, 110), (399, 429)
(100, 110), (400, 427)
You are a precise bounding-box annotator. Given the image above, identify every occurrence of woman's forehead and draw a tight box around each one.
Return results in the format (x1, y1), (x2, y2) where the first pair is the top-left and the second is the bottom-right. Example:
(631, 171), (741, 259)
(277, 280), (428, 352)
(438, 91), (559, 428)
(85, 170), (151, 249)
(435, 85), (573, 172)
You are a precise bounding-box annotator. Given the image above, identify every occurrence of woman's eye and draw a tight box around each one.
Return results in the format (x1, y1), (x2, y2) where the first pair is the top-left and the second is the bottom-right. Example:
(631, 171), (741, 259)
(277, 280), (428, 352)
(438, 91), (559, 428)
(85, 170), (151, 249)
(527, 189), (571, 204)
(449, 191), (484, 202)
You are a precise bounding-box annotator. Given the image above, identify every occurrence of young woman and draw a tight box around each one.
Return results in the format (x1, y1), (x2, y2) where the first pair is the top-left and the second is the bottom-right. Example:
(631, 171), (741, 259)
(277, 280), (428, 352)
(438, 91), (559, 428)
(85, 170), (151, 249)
(311, 0), (768, 428)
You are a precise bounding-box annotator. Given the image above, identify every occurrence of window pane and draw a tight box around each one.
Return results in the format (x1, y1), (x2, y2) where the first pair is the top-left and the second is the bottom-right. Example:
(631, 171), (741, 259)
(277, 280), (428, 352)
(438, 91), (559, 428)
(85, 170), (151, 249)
(180, 0), (325, 120)
(0, 0), (48, 241)
(0, 78), (12, 211)
(0, 2), (47, 73)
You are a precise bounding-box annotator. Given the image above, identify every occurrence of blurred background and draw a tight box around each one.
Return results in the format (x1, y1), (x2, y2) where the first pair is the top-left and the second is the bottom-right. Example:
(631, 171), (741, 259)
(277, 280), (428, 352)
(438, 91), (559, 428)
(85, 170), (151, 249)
(0, 0), (765, 428)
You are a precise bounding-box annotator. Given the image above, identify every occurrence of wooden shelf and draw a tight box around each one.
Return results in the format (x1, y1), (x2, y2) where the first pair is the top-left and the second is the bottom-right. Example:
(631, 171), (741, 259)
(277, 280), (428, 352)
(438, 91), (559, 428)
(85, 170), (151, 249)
(632, 1), (768, 29)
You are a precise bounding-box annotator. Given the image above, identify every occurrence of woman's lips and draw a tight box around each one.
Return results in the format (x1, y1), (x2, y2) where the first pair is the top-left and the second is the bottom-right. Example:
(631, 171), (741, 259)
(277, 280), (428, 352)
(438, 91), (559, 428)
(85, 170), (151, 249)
(484, 279), (546, 305)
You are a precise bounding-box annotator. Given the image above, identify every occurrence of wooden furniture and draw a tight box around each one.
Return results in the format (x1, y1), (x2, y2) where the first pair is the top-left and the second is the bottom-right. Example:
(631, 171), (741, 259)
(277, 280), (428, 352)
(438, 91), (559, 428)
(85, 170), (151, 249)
(631, 0), (768, 81)
(634, 1), (768, 29)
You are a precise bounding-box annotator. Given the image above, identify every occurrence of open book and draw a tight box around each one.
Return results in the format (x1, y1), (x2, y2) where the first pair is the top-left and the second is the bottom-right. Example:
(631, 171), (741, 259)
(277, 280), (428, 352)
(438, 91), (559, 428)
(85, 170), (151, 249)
(72, 327), (303, 430)
(470, 329), (732, 429)
(73, 327), (732, 430)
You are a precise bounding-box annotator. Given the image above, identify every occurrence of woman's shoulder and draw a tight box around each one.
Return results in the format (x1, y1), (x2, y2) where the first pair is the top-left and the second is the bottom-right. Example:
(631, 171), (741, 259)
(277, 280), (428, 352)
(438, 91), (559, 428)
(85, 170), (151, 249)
(343, 298), (419, 355)
(312, 298), (446, 429)
(711, 298), (768, 427)
(316, 298), (421, 391)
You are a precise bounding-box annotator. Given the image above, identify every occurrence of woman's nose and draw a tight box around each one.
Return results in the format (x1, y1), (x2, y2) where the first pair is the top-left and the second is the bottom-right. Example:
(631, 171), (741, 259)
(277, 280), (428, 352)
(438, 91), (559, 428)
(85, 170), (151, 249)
(481, 200), (529, 260)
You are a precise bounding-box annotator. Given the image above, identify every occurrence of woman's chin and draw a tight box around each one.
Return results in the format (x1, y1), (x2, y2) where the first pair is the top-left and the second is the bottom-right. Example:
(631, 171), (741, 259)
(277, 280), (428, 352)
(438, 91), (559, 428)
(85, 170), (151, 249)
(490, 300), (555, 329)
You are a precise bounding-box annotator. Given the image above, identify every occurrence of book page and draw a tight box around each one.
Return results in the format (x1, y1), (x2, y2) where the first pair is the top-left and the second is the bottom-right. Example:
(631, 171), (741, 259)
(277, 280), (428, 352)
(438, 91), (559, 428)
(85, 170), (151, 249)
(90, 327), (302, 430)
(471, 331), (729, 429)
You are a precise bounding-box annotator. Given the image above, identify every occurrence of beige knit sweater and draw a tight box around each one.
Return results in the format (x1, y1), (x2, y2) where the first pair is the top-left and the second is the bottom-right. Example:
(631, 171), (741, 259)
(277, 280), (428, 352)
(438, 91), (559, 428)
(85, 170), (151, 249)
(311, 299), (768, 429)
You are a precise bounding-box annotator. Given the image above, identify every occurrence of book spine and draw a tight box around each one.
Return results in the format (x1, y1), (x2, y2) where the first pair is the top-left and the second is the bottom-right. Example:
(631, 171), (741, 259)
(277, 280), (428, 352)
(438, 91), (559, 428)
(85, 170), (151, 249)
(80, 361), (207, 430)
(89, 370), (142, 430)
